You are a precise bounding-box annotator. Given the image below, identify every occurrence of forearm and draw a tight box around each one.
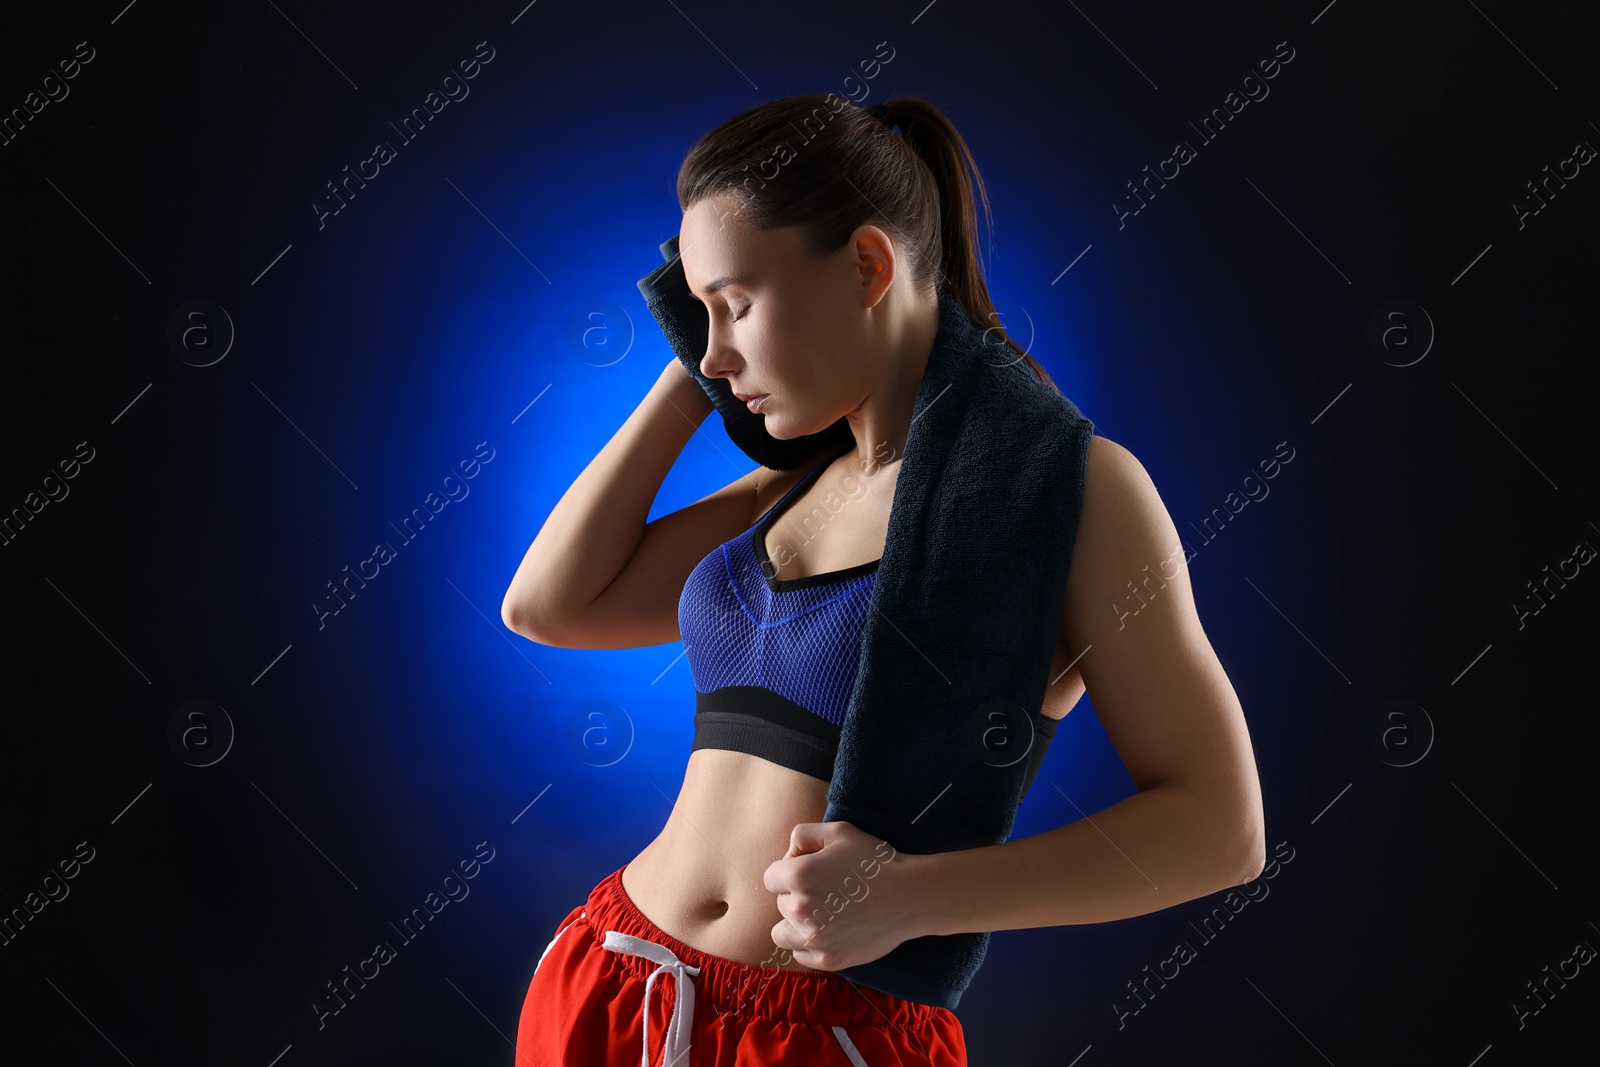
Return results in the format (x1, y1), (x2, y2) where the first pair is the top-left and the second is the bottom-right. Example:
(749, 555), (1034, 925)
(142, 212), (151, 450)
(905, 783), (1263, 938)
(502, 361), (713, 628)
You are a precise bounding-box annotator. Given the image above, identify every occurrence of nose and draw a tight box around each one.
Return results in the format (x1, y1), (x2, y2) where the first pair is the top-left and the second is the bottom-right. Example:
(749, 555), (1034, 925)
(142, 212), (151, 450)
(698, 319), (738, 381)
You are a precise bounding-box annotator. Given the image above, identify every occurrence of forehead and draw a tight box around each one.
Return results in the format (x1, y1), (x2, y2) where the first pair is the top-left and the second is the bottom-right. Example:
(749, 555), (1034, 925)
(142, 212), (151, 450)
(679, 198), (756, 273)
(678, 196), (801, 289)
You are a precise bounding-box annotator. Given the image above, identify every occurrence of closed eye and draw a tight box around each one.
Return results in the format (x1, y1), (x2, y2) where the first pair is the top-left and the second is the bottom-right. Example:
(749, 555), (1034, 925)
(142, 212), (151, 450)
(731, 306), (751, 322)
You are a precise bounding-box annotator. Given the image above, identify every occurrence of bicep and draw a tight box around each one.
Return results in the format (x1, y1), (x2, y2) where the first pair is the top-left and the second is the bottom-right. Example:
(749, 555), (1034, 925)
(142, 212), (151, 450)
(1059, 436), (1259, 805)
(563, 469), (765, 649)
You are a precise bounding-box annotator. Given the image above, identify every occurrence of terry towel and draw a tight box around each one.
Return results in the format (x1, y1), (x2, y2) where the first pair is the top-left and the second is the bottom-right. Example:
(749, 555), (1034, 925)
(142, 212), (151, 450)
(638, 236), (1095, 1010)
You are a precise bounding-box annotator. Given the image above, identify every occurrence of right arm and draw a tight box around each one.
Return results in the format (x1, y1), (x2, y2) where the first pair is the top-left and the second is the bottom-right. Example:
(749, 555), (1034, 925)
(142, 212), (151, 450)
(500, 358), (753, 649)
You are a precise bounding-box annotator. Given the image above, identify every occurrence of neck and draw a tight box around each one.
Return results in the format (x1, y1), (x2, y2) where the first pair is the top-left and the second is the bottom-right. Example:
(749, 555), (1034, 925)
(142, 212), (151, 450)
(842, 290), (942, 470)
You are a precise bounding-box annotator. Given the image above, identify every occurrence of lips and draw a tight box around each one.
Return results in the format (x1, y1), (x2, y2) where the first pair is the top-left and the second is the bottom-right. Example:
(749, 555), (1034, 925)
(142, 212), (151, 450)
(733, 390), (769, 413)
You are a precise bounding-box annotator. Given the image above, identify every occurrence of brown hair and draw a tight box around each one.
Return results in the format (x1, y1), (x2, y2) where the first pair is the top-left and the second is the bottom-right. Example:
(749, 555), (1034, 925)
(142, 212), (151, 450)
(676, 93), (1060, 394)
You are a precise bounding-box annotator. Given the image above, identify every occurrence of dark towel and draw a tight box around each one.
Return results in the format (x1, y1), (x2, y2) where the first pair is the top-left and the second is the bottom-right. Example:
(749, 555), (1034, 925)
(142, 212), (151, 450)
(639, 236), (1095, 1010)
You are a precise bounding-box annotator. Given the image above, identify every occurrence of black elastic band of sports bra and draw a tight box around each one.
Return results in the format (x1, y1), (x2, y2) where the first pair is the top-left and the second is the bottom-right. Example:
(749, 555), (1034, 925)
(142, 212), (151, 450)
(691, 686), (841, 782)
(1020, 713), (1059, 796)
(692, 687), (1060, 792)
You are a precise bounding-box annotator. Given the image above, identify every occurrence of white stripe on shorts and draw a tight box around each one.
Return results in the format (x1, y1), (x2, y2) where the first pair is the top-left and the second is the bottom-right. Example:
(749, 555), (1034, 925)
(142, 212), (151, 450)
(534, 908), (586, 975)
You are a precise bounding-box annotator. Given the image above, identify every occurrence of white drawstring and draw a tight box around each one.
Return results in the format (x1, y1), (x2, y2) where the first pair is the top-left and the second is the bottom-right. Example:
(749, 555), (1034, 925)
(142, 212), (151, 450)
(602, 930), (703, 1067)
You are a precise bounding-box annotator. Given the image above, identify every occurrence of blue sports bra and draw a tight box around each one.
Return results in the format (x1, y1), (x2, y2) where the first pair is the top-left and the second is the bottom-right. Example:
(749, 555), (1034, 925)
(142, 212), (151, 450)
(678, 444), (1057, 790)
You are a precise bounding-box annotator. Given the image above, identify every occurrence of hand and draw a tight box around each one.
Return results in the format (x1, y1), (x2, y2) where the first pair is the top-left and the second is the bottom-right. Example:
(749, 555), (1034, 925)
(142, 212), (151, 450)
(762, 821), (918, 972)
(655, 357), (715, 421)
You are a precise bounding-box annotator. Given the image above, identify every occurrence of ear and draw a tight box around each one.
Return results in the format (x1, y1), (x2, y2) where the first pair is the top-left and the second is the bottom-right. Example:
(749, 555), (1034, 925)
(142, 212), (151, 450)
(848, 224), (897, 308)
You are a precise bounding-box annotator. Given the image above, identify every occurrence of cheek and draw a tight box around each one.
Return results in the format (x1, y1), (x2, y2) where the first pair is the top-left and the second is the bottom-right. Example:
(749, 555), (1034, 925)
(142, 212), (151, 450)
(753, 308), (839, 400)
(769, 346), (824, 398)
(746, 320), (798, 379)
(765, 313), (825, 370)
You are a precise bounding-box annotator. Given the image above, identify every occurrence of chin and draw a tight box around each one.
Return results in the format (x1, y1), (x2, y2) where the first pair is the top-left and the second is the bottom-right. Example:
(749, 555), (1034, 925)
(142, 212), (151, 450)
(761, 413), (813, 440)
(768, 412), (838, 441)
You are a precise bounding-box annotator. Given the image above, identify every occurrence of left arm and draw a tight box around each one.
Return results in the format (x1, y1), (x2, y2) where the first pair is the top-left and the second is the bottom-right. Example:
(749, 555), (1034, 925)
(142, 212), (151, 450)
(766, 435), (1266, 967)
(908, 434), (1266, 937)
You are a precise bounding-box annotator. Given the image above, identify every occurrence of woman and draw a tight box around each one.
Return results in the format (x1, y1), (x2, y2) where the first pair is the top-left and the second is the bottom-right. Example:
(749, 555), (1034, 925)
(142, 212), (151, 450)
(505, 94), (1265, 1065)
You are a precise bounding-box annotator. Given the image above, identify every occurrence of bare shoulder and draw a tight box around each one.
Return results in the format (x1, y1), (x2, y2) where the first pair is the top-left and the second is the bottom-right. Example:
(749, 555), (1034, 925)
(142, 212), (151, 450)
(1073, 434), (1170, 554)
(1064, 433), (1186, 633)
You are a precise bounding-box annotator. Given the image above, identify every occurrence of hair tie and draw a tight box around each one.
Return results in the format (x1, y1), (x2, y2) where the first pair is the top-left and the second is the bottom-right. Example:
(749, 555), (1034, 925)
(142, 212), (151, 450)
(864, 102), (896, 131)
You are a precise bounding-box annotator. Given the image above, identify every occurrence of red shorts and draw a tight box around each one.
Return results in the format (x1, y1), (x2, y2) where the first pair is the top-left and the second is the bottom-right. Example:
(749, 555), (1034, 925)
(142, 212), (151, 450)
(515, 864), (968, 1065)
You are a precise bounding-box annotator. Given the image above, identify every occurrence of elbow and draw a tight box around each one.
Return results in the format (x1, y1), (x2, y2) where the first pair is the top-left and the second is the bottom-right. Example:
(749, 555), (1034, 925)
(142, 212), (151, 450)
(501, 591), (543, 641)
(1216, 769), (1266, 884)
(501, 591), (574, 647)
(1237, 843), (1266, 885)
(1231, 816), (1267, 884)
(1166, 778), (1267, 887)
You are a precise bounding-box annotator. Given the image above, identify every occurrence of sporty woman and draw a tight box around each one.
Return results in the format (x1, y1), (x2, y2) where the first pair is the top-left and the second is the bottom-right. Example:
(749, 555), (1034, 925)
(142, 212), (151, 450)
(505, 94), (1265, 1065)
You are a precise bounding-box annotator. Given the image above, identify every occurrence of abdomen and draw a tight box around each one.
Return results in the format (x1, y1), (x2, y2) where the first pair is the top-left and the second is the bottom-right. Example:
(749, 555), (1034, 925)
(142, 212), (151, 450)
(622, 747), (834, 971)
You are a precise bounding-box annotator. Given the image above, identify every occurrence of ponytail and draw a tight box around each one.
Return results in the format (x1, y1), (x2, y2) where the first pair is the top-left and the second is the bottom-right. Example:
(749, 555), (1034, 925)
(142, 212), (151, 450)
(876, 98), (1059, 392)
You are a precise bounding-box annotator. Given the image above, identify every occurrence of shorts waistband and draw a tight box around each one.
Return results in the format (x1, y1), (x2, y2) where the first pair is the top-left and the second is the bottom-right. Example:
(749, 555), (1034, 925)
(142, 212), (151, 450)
(586, 864), (953, 1033)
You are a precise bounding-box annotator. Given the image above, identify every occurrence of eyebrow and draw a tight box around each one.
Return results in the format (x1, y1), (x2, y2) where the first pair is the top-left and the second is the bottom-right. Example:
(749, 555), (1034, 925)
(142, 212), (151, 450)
(691, 274), (751, 298)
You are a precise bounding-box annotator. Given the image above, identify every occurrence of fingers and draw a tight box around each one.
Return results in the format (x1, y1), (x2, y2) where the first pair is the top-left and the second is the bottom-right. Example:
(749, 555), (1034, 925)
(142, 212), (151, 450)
(787, 820), (828, 857)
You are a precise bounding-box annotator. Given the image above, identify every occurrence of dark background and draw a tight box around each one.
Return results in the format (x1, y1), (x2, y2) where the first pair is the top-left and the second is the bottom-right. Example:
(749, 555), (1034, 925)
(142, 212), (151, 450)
(2, 1), (1596, 1063)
